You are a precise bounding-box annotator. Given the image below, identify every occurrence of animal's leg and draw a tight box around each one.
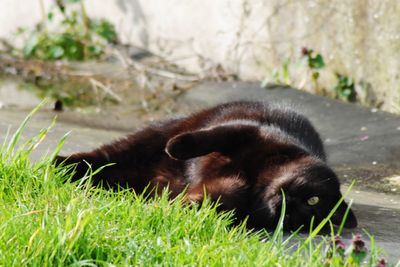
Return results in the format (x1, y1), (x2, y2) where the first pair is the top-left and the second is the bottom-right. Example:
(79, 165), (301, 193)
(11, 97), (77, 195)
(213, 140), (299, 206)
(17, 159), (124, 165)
(55, 127), (168, 189)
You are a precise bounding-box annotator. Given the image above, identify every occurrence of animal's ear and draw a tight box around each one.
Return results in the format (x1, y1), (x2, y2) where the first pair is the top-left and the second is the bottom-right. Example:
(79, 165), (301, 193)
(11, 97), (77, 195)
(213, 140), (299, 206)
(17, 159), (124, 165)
(331, 201), (358, 228)
(165, 125), (260, 160)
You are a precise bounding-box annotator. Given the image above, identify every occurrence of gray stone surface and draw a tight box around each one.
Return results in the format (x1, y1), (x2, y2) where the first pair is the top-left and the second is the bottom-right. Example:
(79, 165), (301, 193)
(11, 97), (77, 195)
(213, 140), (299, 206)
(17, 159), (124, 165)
(0, 108), (125, 160)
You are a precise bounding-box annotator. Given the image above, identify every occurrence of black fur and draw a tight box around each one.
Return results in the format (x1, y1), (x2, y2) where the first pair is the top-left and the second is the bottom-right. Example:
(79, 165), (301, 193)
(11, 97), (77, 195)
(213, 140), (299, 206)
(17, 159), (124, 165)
(56, 101), (357, 230)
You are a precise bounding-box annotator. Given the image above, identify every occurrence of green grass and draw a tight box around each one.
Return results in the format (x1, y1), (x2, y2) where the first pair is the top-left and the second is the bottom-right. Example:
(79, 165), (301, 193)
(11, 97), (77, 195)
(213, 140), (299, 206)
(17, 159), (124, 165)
(0, 108), (389, 266)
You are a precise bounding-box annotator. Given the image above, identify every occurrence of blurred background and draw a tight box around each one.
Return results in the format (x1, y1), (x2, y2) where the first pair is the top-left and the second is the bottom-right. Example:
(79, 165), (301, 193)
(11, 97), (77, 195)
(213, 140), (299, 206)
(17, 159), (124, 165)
(1, 0), (399, 114)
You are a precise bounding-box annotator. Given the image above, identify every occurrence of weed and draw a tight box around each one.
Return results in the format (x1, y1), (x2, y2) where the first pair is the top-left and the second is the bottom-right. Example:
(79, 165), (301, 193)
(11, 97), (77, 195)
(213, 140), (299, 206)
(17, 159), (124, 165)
(269, 58), (291, 86)
(300, 47), (325, 94)
(15, 0), (117, 61)
(334, 74), (357, 102)
(262, 47), (326, 91)
(263, 48), (371, 106)
(261, 58), (291, 88)
(301, 47), (326, 70)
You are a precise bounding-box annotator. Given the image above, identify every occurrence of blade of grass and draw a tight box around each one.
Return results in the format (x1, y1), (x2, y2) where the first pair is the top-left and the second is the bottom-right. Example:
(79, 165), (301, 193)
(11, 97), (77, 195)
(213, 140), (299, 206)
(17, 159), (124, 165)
(25, 116), (58, 155)
(271, 190), (286, 244)
(5, 100), (47, 159)
(48, 131), (70, 162)
(336, 198), (354, 236)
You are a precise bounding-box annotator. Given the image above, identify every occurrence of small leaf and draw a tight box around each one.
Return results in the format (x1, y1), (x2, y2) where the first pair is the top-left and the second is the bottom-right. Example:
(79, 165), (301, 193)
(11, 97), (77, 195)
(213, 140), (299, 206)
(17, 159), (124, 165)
(261, 78), (270, 88)
(49, 46), (64, 59)
(309, 54), (325, 69)
(23, 34), (39, 57)
(47, 12), (54, 21)
(312, 71), (320, 80)
(87, 45), (101, 56)
(93, 20), (117, 42)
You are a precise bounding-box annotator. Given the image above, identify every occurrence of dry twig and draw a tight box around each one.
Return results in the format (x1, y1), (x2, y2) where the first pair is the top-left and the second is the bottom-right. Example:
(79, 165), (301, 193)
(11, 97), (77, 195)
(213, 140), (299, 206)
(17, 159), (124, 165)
(89, 78), (122, 103)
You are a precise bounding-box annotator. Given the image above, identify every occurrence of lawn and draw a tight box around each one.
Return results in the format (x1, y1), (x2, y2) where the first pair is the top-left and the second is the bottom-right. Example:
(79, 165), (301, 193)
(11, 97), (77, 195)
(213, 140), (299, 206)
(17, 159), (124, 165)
(0, 107), (388, 266)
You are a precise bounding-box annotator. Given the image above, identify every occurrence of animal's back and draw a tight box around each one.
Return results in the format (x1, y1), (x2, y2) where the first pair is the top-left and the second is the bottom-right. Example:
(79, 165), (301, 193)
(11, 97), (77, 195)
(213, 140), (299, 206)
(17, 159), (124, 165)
(184, 101), (326, 160)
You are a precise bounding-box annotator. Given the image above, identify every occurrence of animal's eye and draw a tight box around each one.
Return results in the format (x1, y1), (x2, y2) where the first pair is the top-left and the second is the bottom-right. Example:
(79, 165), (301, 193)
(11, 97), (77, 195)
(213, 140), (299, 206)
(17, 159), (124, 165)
(307, 196), (319, 206)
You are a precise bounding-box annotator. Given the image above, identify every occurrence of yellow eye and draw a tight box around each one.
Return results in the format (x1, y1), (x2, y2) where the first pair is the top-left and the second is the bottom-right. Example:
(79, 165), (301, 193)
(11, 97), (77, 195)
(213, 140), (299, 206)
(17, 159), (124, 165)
(307, 196), (319, 206)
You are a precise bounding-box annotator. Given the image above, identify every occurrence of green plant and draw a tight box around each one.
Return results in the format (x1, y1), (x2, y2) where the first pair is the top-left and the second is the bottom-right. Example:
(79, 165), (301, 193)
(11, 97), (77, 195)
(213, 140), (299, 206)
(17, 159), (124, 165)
(334, 74), (357, 102)
(18, 0), (117, 61)
(261, 59), (291, 88)
(301, 47), (325, 70)
(262, 48), (326, 89)
(273, 59), (291, 85)
(301, 47), (325, 93)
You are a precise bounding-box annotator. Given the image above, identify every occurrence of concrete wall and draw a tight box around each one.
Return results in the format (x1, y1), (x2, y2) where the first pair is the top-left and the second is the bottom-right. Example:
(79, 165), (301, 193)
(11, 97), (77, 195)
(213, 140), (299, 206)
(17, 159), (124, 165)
(1, 0), (400, 111)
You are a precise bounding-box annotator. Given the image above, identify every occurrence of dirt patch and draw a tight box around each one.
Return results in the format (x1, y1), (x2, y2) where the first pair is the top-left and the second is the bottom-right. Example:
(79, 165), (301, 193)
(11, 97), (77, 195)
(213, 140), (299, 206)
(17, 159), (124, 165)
(0, 48), (202, 128)
(335, 163), (400, 194)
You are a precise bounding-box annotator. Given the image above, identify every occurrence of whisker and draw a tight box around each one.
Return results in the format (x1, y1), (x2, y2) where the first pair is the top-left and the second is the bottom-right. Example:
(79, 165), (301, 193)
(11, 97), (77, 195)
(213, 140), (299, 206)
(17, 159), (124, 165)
(312, 177), (334, 185)
(251, 204), (270, 214)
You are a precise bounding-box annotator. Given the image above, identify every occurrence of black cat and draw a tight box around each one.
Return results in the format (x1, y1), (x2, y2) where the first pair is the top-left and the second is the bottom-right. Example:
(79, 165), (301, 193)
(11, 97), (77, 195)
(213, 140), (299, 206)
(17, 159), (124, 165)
(56, 101), (357, 230)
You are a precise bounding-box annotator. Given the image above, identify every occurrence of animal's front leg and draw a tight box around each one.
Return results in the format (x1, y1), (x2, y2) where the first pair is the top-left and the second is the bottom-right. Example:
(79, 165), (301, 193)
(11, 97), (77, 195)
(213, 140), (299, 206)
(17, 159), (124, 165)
(55, 127), (168, 190)
(55, 151), (115, 184)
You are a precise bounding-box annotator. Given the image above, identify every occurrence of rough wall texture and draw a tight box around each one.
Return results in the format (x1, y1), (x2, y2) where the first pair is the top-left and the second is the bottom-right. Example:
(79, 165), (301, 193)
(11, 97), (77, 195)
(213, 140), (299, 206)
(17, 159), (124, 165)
(1, 0), (399, 111)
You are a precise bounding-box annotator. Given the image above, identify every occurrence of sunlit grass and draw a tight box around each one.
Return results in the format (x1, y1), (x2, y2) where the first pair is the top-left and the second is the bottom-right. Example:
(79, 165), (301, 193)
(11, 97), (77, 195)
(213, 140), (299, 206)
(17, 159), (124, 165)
(0, 107), (389, 266)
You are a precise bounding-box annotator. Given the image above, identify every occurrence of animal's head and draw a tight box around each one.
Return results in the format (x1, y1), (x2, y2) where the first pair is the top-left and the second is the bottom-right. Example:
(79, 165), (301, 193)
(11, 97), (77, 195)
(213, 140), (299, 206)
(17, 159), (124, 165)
(165, 123), (357, 231)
